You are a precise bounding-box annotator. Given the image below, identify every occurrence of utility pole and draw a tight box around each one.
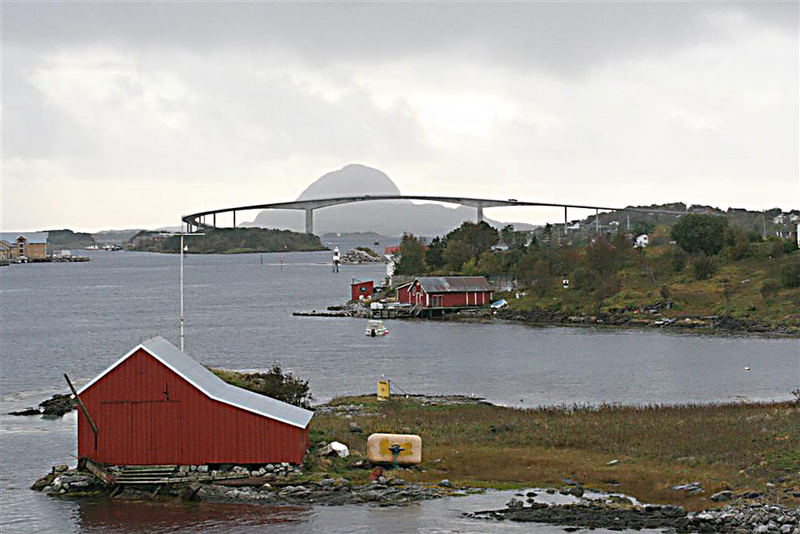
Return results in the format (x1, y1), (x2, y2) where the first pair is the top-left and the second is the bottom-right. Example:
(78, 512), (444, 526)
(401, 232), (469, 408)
(176, 224), (205, 352)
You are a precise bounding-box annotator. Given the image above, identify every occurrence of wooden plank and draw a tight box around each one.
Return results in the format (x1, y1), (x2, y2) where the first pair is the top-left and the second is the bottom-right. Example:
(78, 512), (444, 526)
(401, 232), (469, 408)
(85, 458), (116, 486)
(64, 373), (98, 436)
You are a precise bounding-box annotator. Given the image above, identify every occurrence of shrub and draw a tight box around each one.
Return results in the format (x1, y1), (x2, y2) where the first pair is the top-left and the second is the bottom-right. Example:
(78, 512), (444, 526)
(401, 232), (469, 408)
(212, 364), (313, 408)
(669, 248), (688, 272)
(779, 261), (800, 288)
(671, 214), (727, 256)
(760, 279), (781, 300)
(690, 253), (717, 280)
(770, 239), (798, 258)
(571, 267), (599, 291)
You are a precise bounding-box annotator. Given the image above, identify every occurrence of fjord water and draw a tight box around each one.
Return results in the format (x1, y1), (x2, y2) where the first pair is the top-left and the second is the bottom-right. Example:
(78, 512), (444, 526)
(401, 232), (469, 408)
(1, 250), (797, 533)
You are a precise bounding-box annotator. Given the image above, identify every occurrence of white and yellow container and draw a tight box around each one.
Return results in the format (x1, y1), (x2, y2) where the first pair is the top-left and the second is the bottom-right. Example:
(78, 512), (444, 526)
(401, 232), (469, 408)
(366, 433), (422, 465)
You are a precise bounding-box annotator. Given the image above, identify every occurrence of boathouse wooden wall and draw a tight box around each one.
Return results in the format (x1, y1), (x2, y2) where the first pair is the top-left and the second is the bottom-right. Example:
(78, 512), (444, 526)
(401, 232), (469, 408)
(77, 349), (309, 466)
(397, 281), (492, 308)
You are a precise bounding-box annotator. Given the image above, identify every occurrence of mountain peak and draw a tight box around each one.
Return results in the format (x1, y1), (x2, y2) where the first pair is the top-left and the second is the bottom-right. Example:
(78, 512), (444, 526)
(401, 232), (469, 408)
(297, 164), (401, 200)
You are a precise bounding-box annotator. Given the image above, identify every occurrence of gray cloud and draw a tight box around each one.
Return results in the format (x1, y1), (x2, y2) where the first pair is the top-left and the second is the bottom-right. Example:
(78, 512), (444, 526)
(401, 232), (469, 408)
(4, 2), (796, 76)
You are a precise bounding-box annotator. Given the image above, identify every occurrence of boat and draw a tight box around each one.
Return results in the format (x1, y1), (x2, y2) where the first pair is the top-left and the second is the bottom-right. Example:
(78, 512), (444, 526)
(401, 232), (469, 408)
(365, 320), (389, 337)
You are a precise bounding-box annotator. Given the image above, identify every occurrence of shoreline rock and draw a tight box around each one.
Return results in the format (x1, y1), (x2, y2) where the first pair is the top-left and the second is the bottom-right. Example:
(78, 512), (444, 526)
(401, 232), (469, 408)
(9, 393), (76, 417)
(468, 500), (800, 533)
(441, 308), (800, 337)
(31, 464), (452, 507)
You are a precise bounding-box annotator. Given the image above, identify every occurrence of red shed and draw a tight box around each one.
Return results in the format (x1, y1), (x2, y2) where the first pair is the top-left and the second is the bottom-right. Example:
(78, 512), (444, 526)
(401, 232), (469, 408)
(396, 276), (493, 308)
(76, 336), (313, 466)
(350, 279), (374, 301)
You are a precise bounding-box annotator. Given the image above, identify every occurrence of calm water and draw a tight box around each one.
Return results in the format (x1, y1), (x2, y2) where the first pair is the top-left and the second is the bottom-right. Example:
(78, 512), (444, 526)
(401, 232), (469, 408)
(1, 249), (798, 533)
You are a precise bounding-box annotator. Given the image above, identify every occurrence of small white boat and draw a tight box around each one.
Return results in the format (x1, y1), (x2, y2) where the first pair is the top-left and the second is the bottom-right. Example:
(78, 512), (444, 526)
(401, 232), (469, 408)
(366, 320), (389, 337)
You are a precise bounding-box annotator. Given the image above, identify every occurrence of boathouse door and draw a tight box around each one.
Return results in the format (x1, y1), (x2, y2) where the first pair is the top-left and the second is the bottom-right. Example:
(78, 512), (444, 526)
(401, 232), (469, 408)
(97, 400), (183, 465)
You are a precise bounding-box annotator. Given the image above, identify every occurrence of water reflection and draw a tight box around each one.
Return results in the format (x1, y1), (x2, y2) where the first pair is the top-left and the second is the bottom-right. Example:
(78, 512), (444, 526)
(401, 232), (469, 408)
(76, 500), (311, 533)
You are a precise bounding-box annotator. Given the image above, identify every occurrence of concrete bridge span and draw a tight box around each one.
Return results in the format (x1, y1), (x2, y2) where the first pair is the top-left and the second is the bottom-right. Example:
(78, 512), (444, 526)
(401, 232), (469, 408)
(181, 194), (686, 234)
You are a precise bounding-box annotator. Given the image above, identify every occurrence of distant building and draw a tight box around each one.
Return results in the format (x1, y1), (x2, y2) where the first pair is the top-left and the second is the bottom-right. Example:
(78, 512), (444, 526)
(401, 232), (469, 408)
(0, 240), (12, 260)
(351, 280), (374, 301)
(10, 235), (47, 260)
(396, 276), (493, 308)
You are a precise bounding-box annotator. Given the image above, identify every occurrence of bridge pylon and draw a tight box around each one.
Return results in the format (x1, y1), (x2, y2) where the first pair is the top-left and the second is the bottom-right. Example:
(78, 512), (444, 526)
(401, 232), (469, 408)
(305, 208), (314, 234)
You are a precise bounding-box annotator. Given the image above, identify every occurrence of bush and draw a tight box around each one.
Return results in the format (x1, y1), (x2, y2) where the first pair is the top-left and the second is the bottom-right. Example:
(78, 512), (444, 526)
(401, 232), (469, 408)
(571, 267), (599, 291)
(212, 364), (313, 408)
(760, 279), (782, 300)
(669, 248), (688, 272)
(690, 254), (717, 280)
(671, 214), (727, 256)
(770, 239), (798, 258)
(779, 261), (800, 288)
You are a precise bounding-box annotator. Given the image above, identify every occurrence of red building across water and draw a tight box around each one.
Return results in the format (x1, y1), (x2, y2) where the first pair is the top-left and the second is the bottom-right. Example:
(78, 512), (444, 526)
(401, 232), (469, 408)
(397, 276), (493, 308)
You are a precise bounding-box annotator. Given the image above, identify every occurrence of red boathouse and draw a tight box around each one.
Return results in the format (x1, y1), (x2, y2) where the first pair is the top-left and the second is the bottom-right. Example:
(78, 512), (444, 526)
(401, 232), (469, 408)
(350, 279), (374, 301)
(76, 336), (313, 466)
(397, 276), (493, 308)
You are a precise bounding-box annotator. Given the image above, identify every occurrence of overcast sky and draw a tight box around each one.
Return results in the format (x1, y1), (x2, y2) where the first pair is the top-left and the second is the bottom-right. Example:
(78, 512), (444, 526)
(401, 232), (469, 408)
(2, 1), (798, 231)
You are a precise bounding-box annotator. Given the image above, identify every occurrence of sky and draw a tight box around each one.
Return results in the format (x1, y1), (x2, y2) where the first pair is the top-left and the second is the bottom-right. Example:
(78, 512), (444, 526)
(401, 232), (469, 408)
(2, 1), (798, 232)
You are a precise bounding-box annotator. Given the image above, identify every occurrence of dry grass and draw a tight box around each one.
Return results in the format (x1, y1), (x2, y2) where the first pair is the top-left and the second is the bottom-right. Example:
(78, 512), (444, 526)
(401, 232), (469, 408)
(311, 397), (800, 509)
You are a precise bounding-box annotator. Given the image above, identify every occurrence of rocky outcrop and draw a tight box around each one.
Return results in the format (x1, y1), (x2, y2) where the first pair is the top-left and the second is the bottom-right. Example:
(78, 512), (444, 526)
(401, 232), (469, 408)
(9, 393), (76, 417)
(469, 500), (800, 533)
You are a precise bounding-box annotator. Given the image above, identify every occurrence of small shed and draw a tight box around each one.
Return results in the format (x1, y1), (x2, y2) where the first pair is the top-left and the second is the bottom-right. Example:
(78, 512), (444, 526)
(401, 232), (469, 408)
(351, 279), (374, 301)
(397, 276), (493, 308)
(76, 336), (313, 466)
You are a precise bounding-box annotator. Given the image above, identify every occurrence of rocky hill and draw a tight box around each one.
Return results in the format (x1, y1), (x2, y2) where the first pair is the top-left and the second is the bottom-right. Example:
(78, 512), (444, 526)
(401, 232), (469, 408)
(247, 164), (533, 236)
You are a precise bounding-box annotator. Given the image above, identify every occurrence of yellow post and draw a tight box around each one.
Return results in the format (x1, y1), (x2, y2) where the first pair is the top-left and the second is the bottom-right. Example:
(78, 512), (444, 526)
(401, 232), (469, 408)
(377, 379), (391, 401)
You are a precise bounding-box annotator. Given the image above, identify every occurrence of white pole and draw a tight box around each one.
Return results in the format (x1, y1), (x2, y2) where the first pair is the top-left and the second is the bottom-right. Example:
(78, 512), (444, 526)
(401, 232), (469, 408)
(180, 227), (185, 351)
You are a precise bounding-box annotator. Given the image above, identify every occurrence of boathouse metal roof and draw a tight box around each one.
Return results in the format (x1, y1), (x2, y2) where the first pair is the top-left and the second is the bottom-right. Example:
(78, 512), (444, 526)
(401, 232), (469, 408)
(416, 276), (492, 293)
(77, 336), (313, 429)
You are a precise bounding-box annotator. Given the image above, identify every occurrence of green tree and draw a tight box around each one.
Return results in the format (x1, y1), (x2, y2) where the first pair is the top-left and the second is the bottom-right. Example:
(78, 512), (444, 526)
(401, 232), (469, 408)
(394, 233), (426, 275)
(443, 239), (472, 271)
(633, 221), (655, 236)
(424, 236), (446, 270)
(445, 221), (499, 258)
(500, 225), (528, 250)
(475, 251), (502, 275)
(671, 214), (727, 256)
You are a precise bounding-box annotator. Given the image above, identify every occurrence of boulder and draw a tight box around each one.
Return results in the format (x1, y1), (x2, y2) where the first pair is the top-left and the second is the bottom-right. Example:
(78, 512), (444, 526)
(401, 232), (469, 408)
(319, 441), (349, 458)
(711, 490), (733, 502)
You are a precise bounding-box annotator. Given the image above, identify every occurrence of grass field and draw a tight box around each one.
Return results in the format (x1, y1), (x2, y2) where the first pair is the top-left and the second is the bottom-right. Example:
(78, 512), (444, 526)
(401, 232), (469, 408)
(309, 396), (800, 510)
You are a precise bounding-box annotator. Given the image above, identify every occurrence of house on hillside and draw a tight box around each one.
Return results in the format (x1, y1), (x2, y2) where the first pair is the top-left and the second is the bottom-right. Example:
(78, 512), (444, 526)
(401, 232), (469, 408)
(396, 276), (493, 310)
(75, 336), (313, 466)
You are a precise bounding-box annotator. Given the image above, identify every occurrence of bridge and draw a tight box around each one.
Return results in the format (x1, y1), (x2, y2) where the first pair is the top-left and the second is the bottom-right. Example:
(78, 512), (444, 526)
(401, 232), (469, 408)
(181, 194), (687, 234)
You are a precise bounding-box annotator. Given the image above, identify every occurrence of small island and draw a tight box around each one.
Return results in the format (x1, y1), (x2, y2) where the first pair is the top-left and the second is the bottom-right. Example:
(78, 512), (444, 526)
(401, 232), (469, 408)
(129, 227), (326, 254)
